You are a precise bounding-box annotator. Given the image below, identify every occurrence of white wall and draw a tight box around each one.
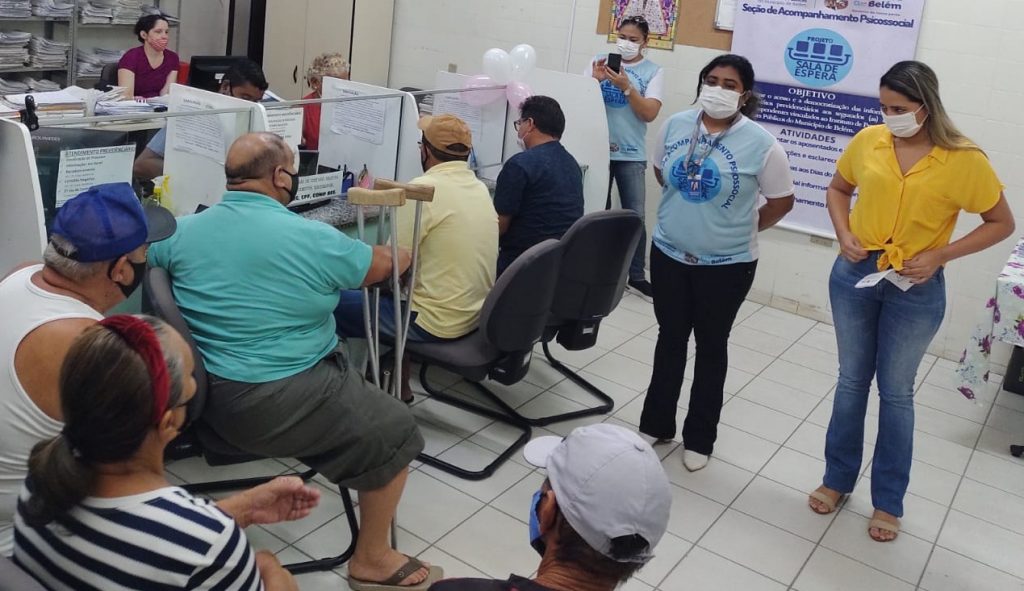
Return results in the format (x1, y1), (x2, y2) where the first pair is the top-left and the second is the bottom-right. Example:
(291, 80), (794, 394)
(388, 0), (1024, 367)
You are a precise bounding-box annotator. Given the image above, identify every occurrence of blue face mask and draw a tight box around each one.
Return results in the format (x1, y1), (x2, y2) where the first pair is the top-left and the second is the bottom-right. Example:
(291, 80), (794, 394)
(529, 489), (546, 556)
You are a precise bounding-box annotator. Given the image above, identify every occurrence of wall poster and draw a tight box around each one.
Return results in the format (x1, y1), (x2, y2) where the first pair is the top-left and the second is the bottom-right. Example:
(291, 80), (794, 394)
(607, 0), (683, 50)
(732, 0), (924, 237)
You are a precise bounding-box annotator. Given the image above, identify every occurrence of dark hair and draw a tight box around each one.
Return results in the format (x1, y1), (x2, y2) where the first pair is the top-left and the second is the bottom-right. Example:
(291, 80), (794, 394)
(553, 514), (649, 584)
(422, 138), (470, 163)
(695, 54), (762, 117)
(618, 15), (650, 39)
(21, 316), (186, 527)
(223, 59), (269, 92)
(520, 95), (566, 138)
(134, 14), (168, 43)
(226, 132), (292, 181)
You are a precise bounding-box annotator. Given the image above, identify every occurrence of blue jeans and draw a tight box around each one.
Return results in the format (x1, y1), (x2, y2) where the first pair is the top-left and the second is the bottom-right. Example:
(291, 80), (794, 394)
(334, 290), (446, 343)
(608, 160), (647, 282)
(824, 254), (945, 517)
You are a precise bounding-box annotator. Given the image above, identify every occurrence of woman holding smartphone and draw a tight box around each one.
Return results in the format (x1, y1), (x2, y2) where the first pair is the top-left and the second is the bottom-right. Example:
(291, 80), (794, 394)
(639, 54), (794, 472)
(809, 61), (1013, 542)
(587, 15), (664, 297)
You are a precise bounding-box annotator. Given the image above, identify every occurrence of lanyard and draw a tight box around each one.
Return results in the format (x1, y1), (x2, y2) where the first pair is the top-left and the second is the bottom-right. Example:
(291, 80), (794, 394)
(682, 111), (736, 179)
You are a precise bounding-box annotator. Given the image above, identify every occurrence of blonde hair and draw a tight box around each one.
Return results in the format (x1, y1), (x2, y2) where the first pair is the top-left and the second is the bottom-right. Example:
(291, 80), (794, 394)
(880, 61), (977, 152)
(307, 53), (350, 84)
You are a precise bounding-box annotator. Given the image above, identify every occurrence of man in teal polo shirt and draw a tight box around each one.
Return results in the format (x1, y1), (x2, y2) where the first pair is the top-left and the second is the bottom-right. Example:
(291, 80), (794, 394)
(148, 132), (440, 588)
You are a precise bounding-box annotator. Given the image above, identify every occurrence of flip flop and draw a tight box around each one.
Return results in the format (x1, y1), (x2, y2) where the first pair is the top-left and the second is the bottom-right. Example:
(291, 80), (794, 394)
(868, 518), (900, 542)
(807, 489), (843, 514)
(348, 556), (443, 591)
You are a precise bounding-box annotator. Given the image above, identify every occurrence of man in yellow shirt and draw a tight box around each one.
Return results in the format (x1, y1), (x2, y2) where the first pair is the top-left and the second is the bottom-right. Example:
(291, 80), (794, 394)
(335, 115), (498, 401)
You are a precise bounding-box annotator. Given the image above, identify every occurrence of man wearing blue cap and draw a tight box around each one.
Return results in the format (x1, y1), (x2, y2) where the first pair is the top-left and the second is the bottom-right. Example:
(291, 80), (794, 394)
(0, 182), (175, 555)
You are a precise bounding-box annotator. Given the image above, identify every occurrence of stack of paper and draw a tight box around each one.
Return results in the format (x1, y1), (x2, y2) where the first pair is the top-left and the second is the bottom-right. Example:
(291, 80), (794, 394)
(0, 1), (31, 18)
(111, 0), (142, 25)
(0, 30), (31, 69)
(32, 0), (74, 18)
(26, 76), (60, 91)
(0, 76), (30, 93)
(96, 98), (158, 115)
(29, 36), (69, 69)
(2, 88), (85, 118)
(140, 3), (178, 24)
(76, 46), (123, 77)
(79, 1), (114, 23)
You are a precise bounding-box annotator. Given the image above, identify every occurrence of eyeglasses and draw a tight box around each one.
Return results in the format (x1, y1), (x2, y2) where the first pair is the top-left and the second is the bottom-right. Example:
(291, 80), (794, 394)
(513, 118), (530, 131)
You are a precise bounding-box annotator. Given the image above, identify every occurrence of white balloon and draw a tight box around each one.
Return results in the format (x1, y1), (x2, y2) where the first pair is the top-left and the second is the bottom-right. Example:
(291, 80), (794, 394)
(508, 44), (537, 81)
(482, 48), (512, 84)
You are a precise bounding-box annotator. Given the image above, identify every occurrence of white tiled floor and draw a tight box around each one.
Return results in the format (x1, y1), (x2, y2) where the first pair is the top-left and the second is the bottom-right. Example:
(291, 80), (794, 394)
(167, 293), (1024, 590)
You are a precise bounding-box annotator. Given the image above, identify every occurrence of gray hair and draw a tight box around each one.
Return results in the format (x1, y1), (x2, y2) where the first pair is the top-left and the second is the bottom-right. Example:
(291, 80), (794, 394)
(142, 315), (186, 408)
(43, 236), (110, 282)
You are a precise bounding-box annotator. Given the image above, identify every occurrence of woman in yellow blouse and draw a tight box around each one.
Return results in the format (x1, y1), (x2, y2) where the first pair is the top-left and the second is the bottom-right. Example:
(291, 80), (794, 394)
(808, 61), (1014, 542)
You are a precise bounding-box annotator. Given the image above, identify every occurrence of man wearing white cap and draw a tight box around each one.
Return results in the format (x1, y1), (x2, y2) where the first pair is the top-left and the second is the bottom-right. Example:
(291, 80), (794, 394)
(430, 423), (672, 591)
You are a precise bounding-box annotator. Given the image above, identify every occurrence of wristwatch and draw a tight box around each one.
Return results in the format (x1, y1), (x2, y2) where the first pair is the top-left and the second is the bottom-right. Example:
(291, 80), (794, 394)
(623, 86), (633, 97)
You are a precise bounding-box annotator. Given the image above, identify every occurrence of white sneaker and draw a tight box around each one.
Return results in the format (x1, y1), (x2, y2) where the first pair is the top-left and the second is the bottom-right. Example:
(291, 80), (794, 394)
(683, 450), (709, 472)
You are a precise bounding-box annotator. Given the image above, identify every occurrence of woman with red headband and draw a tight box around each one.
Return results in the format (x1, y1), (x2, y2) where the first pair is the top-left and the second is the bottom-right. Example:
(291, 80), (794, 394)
(11, 315), (318, 590)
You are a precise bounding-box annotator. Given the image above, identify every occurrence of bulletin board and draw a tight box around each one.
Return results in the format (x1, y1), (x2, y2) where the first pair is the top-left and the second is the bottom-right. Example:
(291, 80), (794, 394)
(597, 0), (732, 51)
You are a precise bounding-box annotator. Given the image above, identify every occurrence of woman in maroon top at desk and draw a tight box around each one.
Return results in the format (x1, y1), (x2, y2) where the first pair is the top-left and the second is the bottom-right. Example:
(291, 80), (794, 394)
(117, 14), (178, 99)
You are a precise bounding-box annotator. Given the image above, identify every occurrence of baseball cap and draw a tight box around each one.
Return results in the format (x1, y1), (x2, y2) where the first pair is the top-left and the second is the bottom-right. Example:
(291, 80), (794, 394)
(523, 424), (671, 563)
(51, 182), (176, 262)
(418, 114), (473, 156)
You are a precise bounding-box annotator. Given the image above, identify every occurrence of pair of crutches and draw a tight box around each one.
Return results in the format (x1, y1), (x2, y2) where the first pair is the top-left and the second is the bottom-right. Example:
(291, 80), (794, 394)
(347, 180), (433, 550)
(348, 179), (435, 397)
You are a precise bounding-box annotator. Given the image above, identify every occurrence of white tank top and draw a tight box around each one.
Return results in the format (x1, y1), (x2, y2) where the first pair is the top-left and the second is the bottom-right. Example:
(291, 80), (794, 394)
(0, 265), (102, 556)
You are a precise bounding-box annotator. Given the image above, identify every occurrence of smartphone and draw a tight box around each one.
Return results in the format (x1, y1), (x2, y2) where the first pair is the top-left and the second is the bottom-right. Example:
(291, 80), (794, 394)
(607, 53), (622, 73)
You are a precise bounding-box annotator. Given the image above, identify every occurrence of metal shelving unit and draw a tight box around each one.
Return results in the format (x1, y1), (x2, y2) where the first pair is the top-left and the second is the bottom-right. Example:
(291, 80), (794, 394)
(0, 0), (182, 87)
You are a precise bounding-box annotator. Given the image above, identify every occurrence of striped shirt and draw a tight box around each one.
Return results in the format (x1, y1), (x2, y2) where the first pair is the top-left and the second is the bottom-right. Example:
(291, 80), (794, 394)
(12, 484), (263, 590)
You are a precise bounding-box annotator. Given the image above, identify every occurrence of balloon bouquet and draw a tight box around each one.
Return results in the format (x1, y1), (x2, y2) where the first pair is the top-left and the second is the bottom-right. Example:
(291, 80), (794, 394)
(460, 44), (537, 108)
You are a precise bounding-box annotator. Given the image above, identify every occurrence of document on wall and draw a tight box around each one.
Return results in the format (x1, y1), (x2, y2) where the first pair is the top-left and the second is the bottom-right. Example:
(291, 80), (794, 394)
(266, 107), (304, 166)
(54, 145), (135, 207)
(172, 96), (228, 164)
(432, 92), (483, 147)
(714, 0), (738, 30)
(330, 87), (386, 146)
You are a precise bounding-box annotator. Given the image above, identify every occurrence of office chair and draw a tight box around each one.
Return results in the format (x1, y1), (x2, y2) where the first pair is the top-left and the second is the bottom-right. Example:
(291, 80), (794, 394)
(407, 239), (563, 479)
(144, 267), (358, 574)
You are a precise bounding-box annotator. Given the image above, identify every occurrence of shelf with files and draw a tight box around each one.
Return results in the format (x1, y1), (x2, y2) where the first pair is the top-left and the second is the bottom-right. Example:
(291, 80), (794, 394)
(0, 15), (73, 88)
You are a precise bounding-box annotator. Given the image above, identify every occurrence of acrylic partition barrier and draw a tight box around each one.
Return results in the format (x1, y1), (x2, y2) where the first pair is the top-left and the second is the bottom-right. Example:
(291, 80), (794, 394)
(428, 72), (510, 183)
(0, 118), (47, 274)
(162, 84), (270, 216)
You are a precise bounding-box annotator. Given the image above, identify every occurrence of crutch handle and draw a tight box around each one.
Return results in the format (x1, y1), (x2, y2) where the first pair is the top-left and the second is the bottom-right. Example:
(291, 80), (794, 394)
(348, 187), (407, 207)
(373, 179), (435, 202)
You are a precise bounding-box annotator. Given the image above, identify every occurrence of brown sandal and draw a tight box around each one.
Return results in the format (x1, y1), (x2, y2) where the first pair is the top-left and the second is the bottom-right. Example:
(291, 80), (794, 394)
(868, 517), (900, 542)
(348, 556), (443, 591)
(808, 487), (843, 514)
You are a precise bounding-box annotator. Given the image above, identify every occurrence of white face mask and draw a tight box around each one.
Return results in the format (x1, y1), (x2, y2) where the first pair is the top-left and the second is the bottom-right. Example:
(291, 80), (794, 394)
(698, 85), (743, 119)
(616, 39), (641, 60)
(882, 105), (926, 138)
(516, 135), (527, 151)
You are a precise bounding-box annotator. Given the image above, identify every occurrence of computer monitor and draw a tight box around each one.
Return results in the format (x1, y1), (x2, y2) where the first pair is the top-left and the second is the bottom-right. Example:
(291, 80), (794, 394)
(186, 56), (255, 93)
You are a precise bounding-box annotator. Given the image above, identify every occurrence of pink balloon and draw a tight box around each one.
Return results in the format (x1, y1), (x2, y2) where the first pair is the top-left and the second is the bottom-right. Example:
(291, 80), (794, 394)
(505, 80), (533, 109)
(460, 75), (505, 107)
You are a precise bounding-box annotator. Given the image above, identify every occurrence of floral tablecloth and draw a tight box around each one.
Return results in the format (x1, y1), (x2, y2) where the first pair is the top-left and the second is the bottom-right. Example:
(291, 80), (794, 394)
(956, 239), (1024, 400)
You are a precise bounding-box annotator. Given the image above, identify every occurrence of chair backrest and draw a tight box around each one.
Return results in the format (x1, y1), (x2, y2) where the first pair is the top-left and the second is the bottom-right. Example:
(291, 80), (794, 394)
(479, 239), (563, 353)
(552, 210), (643, 321)
(0, 119), (46, 274)
(0, 555), (46, 591)
(143, 267), (208, 420)
(96, 63), (119, 91)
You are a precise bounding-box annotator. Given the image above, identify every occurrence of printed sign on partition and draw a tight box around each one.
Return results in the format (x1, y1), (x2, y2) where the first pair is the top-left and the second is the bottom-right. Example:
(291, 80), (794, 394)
(732, 0), (924, 237)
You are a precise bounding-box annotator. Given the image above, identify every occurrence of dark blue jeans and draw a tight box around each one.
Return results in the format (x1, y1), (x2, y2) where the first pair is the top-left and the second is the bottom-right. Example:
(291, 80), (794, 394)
(334, 290), (446, 343)
(824, 254), (945, 517)
(608, 160), (648, 282)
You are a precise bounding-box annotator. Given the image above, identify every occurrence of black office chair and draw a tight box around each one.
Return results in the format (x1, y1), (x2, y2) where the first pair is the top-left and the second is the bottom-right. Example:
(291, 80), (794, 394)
(408, 239), (563, 480)
(94, 63), (119, 91)
(530, 210), (644, 426)
(0, 556), (46, 591)
(144, 267), (358, 574)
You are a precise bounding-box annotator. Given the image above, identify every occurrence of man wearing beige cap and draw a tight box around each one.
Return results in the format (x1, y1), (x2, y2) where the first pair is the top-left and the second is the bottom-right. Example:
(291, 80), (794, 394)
(429, 423), (673, 591)
(335, 114), (498, 401)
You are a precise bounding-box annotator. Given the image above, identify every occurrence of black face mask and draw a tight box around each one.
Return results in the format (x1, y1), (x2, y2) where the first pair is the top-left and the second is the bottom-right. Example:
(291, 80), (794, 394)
(283, 169), (300, 204)
(109, 258), (147, 298)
